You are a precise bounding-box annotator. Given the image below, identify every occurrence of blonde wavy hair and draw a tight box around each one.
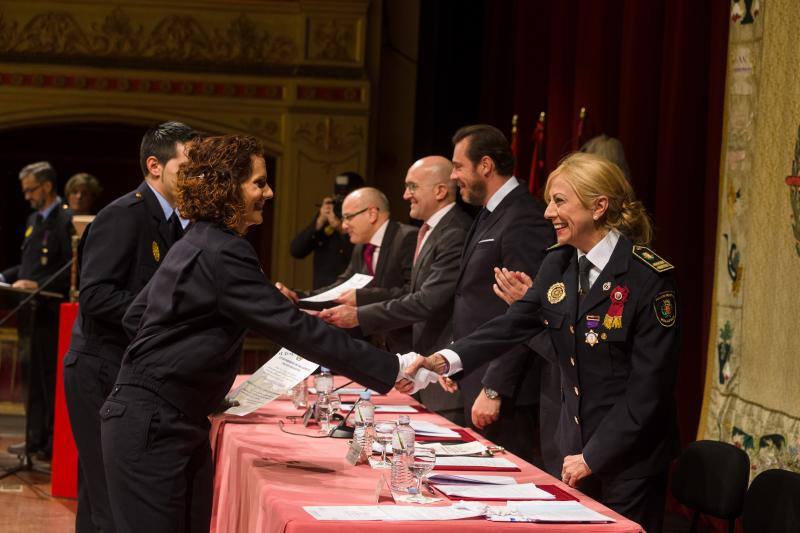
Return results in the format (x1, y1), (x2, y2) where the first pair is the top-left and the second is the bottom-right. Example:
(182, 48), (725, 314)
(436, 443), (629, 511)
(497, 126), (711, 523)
(544, 152), (653, 246)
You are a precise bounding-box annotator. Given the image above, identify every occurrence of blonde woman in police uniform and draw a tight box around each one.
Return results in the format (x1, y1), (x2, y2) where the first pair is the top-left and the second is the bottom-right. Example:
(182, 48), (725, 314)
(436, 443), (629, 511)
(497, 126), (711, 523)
(403, 152), (680, 533)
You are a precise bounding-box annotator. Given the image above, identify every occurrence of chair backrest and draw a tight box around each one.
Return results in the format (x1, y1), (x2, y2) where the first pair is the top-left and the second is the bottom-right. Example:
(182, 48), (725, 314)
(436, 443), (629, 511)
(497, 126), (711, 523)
(671, 440), (750, 519)
(743, 468), (800, 533)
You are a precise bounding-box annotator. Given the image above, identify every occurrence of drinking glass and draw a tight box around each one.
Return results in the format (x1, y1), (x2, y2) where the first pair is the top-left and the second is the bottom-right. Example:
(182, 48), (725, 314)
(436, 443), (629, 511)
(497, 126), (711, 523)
(373, 421), (396, 468)
(406, 448), (436, 503)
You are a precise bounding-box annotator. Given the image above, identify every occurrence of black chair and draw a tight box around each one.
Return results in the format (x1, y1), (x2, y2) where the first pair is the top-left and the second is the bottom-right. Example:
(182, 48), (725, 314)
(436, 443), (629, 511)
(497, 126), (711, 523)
(743, 468), (800, 533)
(671, 440), (750, 533)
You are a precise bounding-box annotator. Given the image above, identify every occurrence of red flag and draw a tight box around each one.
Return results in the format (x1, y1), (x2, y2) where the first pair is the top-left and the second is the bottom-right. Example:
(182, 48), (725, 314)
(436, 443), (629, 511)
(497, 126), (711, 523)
(528, 112), (546, 195)
(573, 107), (587, 151)
(510, 114), (519, 177)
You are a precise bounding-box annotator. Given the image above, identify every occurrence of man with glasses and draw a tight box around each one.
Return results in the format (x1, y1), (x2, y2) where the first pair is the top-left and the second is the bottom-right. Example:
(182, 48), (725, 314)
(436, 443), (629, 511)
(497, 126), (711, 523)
(1, 161), (73, 461)
(276, 187), (417, 353)
(319, 157), (472, 424)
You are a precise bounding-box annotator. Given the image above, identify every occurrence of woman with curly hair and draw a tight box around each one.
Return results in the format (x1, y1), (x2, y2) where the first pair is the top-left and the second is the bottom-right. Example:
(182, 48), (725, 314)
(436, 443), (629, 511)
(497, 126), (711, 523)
(406, 152), (680, 532)
(99, 135), (409, 532)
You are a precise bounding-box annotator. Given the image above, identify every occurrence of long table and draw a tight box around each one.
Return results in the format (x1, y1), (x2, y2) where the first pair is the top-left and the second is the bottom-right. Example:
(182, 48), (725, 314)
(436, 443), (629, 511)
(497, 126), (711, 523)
(210, 377), (643, 533)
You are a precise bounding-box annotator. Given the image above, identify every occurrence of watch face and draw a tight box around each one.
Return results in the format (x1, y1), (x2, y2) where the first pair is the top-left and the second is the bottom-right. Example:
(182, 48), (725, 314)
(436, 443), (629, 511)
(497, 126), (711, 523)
(485, 388), (499, 400)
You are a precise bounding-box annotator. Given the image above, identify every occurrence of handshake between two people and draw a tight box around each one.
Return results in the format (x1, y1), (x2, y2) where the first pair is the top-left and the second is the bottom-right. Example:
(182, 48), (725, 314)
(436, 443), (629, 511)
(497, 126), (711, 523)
(394, 352), (452, 394)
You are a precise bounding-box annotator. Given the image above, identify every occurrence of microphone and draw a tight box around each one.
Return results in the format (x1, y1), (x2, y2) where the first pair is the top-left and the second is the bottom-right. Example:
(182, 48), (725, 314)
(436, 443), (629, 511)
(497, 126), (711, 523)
(328, 388), (366, 439)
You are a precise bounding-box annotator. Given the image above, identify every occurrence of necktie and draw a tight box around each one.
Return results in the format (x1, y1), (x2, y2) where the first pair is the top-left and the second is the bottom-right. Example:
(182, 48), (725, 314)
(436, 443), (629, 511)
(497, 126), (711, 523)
(168, 211), (184, 246)
(413, 223), (430, 265)
(363, 243), (376, 275)
(578, 255), (593, 301)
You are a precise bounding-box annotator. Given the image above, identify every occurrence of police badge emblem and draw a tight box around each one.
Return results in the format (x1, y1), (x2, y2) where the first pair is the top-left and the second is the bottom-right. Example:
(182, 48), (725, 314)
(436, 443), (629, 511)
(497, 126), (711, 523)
(653, 290), (677, 327)
(152, 241), (161, 262)
(546, 282), (566, 304)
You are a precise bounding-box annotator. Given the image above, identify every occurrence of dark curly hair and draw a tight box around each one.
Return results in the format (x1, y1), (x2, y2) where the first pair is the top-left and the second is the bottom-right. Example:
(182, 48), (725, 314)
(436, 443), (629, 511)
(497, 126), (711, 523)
(176, 135), (264, 230)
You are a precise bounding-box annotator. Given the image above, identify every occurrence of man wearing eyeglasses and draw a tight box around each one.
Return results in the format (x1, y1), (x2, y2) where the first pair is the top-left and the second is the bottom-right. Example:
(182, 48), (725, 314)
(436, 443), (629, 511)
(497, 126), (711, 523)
(319, 157), (472, 424)
(1, 161), (73, 461)
(276, 186), (417, 353)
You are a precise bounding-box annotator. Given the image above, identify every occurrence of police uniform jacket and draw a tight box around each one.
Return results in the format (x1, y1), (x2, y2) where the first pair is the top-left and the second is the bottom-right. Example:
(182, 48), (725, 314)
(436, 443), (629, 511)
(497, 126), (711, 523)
(449, 233), (680, 480)
(70, 182), (178, 363)
(119, 221), (400, 421)
(2, 201), (73, 295)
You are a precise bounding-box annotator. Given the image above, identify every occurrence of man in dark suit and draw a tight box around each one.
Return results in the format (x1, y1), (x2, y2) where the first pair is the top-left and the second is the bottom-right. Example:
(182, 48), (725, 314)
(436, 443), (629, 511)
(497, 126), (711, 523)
(319, 156), (472, 423)
(63, 121), (197, 533)
(1, 161), (73, 460)
(447, 124), (554, 464)
(276, 187), (417, 353)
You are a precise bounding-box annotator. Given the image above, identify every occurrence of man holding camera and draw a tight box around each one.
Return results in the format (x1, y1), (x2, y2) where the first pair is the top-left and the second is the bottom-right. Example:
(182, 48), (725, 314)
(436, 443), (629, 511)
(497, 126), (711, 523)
(290, 172), (363, 289)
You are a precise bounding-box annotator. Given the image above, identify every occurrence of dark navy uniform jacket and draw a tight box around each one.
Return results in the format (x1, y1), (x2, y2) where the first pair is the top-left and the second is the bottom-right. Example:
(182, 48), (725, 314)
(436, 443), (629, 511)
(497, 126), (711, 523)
(2, 202), (73, 295)
(70, 182), (177, 362)
(119, 221), (400, 421)
(449, 233), (680, 480)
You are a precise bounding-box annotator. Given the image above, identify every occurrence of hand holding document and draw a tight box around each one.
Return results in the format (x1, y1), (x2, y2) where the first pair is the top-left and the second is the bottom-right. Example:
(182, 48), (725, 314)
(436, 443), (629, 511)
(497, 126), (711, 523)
(224, 348), (319, 416)
(299, 273), (373, 303)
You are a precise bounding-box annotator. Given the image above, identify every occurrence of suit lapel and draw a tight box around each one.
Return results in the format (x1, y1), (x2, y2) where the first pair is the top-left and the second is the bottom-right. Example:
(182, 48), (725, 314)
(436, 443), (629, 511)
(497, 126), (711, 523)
(372, 220), (397, 283)
(577, 236), (632, 318)
(563, 253), (580, 323)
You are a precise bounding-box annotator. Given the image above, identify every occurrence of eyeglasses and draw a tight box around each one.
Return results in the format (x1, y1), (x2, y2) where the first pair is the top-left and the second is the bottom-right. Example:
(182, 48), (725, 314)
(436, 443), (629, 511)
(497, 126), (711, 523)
(341, 207), (374, 222)
(404, 182), (420, 192)
(22, 183), (43, 195)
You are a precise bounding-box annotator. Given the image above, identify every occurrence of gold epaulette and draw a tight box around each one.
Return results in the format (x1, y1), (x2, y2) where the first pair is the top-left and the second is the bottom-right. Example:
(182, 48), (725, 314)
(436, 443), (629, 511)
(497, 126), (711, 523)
(632, 245), (674, 273)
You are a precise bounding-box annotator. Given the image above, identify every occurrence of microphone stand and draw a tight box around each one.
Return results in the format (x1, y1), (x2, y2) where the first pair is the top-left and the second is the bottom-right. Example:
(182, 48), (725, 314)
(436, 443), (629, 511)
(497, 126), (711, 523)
(0, 258), (72, 480)
(329, 387), (368, 439)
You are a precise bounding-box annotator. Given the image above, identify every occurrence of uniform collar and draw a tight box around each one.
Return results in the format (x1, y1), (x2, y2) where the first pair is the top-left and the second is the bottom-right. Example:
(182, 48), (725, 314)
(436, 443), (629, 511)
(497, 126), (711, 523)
(146, 182), (189, 229)
(576, 229), (620, 273)
(38, 196), (62, 220)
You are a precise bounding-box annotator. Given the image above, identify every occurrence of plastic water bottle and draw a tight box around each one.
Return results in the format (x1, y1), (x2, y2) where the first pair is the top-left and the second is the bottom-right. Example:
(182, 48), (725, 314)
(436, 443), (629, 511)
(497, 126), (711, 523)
(390, 415), (415, 493)
(314, 367), (333, 395)
(353, 391), (375, 453)
(291, 378), (308, 408)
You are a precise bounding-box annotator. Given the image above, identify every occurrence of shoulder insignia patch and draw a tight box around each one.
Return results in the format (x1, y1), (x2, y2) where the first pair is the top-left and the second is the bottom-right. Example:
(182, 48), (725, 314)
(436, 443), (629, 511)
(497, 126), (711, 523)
(653, 290), (677, 327)
(633, 245), (674, 272)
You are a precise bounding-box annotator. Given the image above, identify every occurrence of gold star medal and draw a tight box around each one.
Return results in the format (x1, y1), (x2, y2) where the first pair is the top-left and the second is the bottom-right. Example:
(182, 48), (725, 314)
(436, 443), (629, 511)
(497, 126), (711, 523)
(152, 241), (161, 262)
(546, 282), (566, 304)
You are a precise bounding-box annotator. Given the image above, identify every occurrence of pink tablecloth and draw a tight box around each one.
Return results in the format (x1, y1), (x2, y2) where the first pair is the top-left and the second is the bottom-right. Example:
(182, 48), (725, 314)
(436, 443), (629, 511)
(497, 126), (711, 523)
(210, 376), (643, 533)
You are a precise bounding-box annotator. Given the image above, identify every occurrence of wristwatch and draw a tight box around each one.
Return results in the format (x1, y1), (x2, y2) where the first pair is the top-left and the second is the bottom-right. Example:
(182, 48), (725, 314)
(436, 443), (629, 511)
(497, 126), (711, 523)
(483, 388), (500, 400)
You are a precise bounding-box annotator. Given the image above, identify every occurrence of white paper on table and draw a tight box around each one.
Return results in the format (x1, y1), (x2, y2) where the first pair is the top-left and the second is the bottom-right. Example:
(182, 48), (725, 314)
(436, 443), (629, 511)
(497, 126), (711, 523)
(428, 474), (517, 485)
(434, 482), (554, 500)
(434, 456), (518, 470)
(417, 442), (488, 456)
(409, 420), (460, 438)
(502, 501), (616, 523)
(303, 504), (486, 521)
(224, 348), (319, 416)
(299, 273), (373, 303)
(340, 403), (416, 413)
(334, 388), (382, 396)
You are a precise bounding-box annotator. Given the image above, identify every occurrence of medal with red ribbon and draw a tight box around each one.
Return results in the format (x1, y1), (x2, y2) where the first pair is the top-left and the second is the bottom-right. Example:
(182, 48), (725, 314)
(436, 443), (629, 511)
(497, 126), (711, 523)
(603, 285), (629, 330)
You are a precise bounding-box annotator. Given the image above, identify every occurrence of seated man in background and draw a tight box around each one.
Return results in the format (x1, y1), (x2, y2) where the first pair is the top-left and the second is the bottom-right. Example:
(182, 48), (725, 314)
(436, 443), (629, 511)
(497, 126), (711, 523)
(290, 171), (363, 289)
(320, 156), (472, 424)
(277, 186), (417, 353)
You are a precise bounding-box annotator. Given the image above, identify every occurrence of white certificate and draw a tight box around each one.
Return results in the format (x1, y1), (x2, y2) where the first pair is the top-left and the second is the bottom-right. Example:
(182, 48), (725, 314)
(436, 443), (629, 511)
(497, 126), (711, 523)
(434, 482), (555, 500)
(299, 273), (373, 303)
(303, 504), (487, 521)
(224, 348), (319, 416)
(504, 501), (615, 523)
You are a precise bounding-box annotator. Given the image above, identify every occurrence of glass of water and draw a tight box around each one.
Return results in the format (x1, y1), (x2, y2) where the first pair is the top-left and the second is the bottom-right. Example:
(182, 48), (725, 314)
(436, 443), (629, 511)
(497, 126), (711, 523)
(407, 447), (436, 502)
(373, 421), (396, 468)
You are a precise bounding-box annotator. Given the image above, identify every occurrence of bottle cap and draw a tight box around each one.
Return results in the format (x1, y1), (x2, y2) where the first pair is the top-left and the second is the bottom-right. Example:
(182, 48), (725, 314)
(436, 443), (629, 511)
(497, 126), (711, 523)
(359, 390), (372, 400)
(398, 414), (410, 424)
(320, 367), (330, 373)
